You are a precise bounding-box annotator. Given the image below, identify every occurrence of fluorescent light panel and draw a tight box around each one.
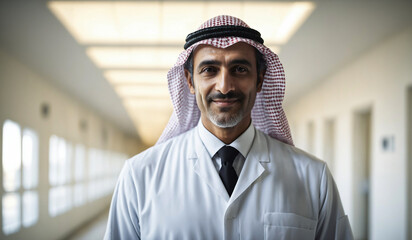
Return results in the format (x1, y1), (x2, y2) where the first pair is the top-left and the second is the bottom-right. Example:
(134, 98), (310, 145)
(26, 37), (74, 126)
(115, 85), (169, 98)
(104, 70), (168, 85)
(87, 47), (181, 69)
(125, 98), (172, 111)
(49, 1), (315, 45)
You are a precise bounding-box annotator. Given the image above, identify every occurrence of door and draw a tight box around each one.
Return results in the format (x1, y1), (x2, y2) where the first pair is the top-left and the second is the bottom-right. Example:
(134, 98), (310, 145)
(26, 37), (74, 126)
(353, 109), (371, 240)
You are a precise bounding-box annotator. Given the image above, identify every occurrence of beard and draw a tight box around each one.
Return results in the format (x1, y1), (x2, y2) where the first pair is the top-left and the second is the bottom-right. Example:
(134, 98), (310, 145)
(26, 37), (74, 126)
(207, 109), (245, 128)
(206, 91), (246, 128)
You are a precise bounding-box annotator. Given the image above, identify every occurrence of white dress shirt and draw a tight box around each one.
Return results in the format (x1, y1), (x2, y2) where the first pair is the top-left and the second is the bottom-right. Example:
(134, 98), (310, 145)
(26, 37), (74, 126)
(198, 120), (255, 176)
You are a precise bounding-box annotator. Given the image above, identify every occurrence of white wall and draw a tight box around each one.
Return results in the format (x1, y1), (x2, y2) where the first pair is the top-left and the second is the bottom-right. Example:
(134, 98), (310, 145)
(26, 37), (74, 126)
(0, 48), (142, 240)
(285, 26), (412, 239)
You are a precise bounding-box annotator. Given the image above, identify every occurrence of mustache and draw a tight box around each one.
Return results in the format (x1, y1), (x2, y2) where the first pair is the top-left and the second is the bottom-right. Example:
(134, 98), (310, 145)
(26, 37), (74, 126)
(207, 91), (245, 102)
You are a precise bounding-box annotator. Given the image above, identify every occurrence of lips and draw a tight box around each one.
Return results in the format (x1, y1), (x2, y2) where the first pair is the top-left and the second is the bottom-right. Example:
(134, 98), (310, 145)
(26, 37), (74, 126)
(212, 98), (238, 107)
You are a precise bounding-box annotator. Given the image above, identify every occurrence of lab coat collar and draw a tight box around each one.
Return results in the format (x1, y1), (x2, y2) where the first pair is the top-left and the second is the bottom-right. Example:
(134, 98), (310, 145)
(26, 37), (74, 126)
(229, 130), (268, 205)
(189, 126), (268, 203)
(190, 127), (232, 201)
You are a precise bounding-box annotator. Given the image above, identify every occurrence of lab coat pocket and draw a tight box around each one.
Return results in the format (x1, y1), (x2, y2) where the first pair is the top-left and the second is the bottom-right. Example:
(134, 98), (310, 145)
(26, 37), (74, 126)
(264, 212), (316, 240)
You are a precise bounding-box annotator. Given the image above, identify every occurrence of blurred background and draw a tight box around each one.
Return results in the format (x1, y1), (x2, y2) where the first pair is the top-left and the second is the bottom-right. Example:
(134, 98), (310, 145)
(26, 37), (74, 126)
(0, 0), (411, 239)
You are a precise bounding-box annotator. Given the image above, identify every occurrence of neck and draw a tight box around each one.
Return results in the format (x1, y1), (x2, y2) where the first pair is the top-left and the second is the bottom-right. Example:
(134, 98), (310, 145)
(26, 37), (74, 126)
(201, 115), (251, 144)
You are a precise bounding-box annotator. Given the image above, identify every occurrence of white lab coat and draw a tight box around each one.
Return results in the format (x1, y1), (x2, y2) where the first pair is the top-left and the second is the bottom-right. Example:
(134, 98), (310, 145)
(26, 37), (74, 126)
(104, 126), (353, 240)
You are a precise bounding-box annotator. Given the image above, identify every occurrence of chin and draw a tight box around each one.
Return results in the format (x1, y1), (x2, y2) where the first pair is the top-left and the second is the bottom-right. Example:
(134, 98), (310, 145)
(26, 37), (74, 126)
(209, 113), (244, 129)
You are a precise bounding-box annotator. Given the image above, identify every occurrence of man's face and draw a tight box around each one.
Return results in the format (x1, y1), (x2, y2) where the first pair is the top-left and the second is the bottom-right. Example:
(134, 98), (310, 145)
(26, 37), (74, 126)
(185, 43), (263, 130)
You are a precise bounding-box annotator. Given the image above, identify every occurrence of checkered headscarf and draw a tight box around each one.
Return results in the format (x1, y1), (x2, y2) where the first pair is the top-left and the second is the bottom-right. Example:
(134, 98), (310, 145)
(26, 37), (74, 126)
(157, 15), (293, 145)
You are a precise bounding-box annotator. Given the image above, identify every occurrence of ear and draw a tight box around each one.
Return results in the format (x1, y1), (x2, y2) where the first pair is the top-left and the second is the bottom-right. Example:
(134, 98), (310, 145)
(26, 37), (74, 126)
(185, 69), (196, 94)
(256, 69), (265, 93)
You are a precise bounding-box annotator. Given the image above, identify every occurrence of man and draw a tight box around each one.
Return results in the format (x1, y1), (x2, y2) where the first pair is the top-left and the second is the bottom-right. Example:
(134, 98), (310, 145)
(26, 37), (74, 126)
(104, 15), (353, 239)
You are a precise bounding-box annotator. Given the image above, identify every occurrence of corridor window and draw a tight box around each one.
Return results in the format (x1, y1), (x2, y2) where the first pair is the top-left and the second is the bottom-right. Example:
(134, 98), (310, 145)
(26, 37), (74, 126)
(23, 129), (39, 190)
(107, 152), (127, 193)
(22, 191), (38, 227)
(74, 144), (85, 182)
(2, 120), (39, 235)
(49, 186), (71, 217)
(48, 135), (72, 217)
(21, 129), (39, 227)
(74, 144), (86, 207)
(87, 149), (126, 201)
(2, 193), (20, 235)
(2, 120), (21, 192)
(87, 148), (102, 201)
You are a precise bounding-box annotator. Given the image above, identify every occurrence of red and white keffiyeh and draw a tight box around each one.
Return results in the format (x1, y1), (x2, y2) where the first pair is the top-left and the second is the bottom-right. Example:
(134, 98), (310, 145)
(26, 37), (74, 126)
(157, 15), (293, 146)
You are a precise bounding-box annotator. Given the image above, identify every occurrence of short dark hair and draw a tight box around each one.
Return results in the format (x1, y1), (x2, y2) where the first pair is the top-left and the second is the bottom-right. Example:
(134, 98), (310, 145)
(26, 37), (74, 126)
(184, 47), (266, 86)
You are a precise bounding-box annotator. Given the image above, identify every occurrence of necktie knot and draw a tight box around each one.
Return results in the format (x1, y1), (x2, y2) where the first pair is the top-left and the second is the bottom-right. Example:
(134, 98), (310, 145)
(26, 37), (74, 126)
(218, 146), (239, 166)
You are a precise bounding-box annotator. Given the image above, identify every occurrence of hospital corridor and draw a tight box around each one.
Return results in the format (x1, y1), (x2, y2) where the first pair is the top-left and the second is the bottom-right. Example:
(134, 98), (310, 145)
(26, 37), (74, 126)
(1, 0), (412, 239)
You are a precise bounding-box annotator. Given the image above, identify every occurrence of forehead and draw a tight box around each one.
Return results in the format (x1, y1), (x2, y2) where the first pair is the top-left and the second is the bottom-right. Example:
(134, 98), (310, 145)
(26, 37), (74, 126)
(192, 42), (256, 65)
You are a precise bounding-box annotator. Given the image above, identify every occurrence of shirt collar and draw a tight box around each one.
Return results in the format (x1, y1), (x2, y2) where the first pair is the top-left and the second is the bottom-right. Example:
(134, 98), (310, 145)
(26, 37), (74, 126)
(197, 119), (255, 158)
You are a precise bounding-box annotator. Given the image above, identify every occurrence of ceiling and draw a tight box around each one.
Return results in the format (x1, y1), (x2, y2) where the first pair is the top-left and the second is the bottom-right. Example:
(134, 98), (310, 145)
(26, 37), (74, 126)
(1, 0), (411, 146)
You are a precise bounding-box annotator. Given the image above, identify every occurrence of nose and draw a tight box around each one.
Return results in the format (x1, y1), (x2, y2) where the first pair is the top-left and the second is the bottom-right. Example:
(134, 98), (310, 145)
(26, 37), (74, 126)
(215, 69), (235, 94)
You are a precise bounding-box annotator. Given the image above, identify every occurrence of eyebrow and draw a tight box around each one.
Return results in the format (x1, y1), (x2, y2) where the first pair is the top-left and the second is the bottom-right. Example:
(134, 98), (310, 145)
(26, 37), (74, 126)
(196, 60), (222, 72)
(229, 59), (253, 67)
(196, 58), (252, 72)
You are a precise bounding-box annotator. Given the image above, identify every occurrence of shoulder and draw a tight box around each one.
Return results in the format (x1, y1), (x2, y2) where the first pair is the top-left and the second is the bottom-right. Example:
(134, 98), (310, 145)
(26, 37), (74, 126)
(256, 129), (326, 173)
(127, 127), (197, 170)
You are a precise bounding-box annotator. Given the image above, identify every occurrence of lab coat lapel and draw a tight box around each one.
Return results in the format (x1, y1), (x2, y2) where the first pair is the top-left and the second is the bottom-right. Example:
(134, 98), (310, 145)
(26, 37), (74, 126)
(189, 131), (230, 202)
(229, 131), (269, 205)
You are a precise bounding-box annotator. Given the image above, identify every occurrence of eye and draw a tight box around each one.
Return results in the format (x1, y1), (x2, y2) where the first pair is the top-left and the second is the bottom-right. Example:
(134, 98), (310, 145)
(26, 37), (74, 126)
(200, 66), (217, 74)
(233, 65), (248, 73)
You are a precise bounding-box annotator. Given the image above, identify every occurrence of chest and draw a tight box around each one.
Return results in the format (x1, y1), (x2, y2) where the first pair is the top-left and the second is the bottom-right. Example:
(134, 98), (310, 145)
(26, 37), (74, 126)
(137, 159), (319, 240)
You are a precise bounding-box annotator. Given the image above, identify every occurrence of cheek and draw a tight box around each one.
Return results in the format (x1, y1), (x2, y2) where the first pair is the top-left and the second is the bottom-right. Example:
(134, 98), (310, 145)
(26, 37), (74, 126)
(240, 81), (257, 95)
(243, 85), (258, 105)
(195, 81), (212, 98)
(194, 84), (208, 107)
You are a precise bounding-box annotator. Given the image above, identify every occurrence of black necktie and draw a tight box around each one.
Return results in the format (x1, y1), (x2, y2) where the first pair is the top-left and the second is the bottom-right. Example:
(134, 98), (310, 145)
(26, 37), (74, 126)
(217, 146), (239, 196)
